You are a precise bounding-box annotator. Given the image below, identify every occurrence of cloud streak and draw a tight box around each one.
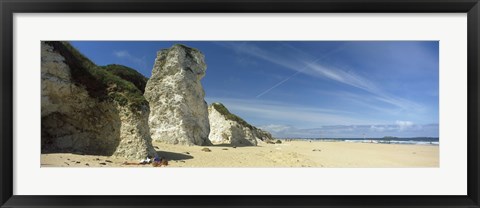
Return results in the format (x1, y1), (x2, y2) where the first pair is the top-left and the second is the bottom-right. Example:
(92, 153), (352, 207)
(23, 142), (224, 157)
(206, 97), (386, 127)
(259, 123), (438, 138)
(220, 42), (423, 111)
(256, 71), (300, 98)
(113, 50), (148, 70)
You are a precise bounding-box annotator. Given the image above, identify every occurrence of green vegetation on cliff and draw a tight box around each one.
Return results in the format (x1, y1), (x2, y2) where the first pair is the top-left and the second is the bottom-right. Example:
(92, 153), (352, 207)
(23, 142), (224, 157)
(211, 103), (254, 130)
(44, 41), (147, 111)
(101, 64), (148, 93)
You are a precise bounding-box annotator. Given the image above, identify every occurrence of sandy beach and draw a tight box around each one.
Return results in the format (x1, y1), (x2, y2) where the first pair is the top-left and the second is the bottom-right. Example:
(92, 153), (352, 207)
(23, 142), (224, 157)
(41, 140), (439, 168)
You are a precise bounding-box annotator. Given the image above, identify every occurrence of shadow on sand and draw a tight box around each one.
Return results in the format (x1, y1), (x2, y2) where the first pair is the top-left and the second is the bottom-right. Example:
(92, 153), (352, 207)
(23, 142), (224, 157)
(212, 143), (235, 147)
(212, 143), (258, 147)
(156, 151), (193, 161)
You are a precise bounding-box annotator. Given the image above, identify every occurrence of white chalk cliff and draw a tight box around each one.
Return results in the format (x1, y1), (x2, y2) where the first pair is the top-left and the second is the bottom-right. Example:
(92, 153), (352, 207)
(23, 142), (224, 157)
(41, 41), (157, 159)
(41, 42), (276, 160)
(208, 103), (275, 146)
(144, 44), (211, 146)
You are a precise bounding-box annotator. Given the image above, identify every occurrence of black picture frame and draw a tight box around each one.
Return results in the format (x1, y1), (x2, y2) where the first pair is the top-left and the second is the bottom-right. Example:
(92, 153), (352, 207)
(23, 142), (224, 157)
(1, 0), (479, 207)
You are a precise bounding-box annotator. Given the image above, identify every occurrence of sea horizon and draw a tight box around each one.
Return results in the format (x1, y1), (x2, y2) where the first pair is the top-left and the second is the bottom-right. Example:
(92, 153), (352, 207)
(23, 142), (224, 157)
(277, 136), (439, 145)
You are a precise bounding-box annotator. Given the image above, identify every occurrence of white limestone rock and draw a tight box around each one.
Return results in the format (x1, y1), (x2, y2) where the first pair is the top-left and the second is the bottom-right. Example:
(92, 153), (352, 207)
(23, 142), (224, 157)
(144, 44), (211, 146)
(41, 41), (156, 159)
(208, 103), (275, 146)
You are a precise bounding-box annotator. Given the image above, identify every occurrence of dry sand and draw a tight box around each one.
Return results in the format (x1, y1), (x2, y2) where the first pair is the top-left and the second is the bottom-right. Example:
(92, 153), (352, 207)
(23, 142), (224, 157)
(41, 140), (439, 168)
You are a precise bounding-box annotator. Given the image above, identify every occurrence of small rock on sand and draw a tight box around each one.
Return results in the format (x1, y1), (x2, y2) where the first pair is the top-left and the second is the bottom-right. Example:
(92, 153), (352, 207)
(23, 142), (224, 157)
(99, 162), (107, 165)
(312, 149), (322, 152)
(183, 152), (190, 155)
(105, 160), (113, 163)
(201, 148), (211, 152)
(222, 148), (228, 150)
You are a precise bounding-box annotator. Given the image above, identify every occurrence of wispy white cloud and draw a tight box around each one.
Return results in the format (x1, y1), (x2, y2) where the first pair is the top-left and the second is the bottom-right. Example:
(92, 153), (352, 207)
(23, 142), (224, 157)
(255, 71), (300, 98)
(113, 50), (148, 70)
(395, 120), (414, 131)
(206, 97), (385, 127)
(260, 124), (294, 133)
(315, 90), (423, 117)
(206, 97), (435, 138)
(113, 50), (129, 58)
(219, 42), (424, 111)
(259, 123), (438, 138)
(206, 96), (434, 137)
(218, 42), (300, 71)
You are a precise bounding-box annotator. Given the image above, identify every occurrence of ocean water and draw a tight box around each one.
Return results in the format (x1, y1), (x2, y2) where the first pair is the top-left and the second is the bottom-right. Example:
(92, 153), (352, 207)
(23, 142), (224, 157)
(296, 137), (439, 145)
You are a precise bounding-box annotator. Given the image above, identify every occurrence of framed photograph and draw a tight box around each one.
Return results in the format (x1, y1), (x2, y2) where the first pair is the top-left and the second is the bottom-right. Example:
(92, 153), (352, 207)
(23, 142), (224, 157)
(1, 0), (479, 207)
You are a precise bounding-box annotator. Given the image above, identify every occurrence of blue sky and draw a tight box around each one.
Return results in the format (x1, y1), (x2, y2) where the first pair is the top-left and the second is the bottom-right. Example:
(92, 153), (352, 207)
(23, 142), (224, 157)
(70, 41), (439, 138)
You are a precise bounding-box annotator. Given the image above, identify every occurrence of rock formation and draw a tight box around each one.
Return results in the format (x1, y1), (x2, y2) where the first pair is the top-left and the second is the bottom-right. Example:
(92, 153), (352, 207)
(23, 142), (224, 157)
(41, 41), (157, 159)
(144, 44), (211, 146)
(208, 103), (275, 146)
(101, 64), (149, 94)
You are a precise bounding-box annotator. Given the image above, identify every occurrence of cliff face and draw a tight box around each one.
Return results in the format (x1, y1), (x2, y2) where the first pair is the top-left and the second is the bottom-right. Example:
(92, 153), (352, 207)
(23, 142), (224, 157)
(254, 129), (275, 144)
(144, 44), (211, 146)
(41, 41), (156, 159)
(42, 42), (274, 158)
(208, 103), (274, 146)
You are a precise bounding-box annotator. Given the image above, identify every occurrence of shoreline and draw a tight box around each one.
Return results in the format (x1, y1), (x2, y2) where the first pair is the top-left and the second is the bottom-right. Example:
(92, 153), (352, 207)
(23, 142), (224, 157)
(41, 140), (439, 168)
(278, 138), (439, 145)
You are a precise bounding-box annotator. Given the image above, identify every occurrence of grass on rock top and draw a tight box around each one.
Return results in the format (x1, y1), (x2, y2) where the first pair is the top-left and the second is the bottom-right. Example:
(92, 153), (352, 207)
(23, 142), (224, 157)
(211, 103), (255, 130)
(45, 41), (148, 111)
(101, 64), (148, 93)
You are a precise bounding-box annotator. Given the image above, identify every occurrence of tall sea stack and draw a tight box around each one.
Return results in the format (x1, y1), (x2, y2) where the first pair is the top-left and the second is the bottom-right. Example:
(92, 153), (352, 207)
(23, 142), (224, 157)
(144, 44), (211, 146)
